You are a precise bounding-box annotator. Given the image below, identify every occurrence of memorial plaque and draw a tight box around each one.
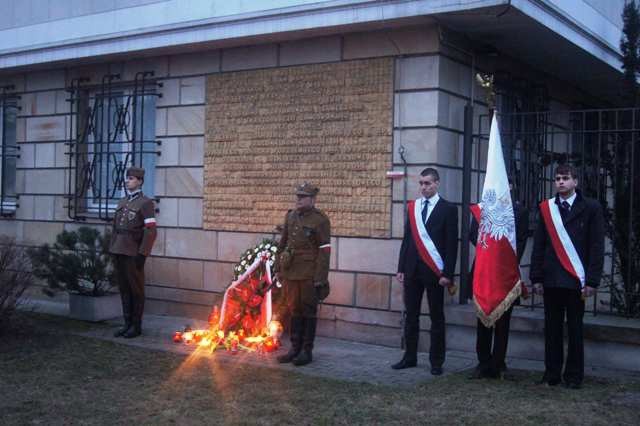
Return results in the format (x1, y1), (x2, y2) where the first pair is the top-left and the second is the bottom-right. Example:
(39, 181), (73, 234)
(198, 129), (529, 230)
(204, 58), (393, 237)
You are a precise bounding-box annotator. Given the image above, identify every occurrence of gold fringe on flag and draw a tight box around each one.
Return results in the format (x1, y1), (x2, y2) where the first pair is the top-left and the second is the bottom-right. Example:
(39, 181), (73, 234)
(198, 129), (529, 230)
(474, 280), (523, 328)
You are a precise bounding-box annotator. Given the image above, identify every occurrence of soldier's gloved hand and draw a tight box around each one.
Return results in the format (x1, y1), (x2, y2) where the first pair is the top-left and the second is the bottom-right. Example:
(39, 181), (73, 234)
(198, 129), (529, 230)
(314, 281), (330, 301)
(135, 254), (147, 269)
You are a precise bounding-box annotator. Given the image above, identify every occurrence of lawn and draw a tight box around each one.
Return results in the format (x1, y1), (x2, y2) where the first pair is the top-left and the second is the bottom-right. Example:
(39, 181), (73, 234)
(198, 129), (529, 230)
(1, 313), (639, 425)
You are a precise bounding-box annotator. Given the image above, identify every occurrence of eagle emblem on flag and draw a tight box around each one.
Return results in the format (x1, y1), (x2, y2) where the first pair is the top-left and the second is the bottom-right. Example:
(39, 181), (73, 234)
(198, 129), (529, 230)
(478, 189), (515, 249)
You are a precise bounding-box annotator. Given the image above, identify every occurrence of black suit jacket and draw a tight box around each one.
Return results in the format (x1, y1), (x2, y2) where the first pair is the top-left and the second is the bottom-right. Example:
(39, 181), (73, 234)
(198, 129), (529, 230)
(397, 196), (459, 281)
(530, 190), (604, 289)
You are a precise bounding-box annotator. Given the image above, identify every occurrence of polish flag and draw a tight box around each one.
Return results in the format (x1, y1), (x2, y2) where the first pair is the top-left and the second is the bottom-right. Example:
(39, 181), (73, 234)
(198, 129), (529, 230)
(471, 113), (523, 328)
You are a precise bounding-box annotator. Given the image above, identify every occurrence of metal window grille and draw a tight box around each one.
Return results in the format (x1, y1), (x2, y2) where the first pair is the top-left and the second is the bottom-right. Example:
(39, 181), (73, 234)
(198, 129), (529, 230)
(0, 85), (19, 217)
(472, 108), (640, 317)
(66, 72), (161, 221)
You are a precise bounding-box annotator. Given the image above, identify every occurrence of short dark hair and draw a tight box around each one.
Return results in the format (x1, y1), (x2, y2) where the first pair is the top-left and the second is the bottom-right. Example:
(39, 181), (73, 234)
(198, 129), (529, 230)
(420, 167), (440, 181)
(554, 164), (577, 179)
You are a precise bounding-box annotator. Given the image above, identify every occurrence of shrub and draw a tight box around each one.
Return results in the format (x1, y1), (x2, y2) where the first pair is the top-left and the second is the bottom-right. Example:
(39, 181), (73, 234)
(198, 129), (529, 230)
(0, 237), (34, 332)
(28, 227), (114, 297)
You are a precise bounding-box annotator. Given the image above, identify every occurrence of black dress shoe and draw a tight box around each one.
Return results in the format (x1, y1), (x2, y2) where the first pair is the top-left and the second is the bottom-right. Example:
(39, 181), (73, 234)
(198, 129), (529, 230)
(391, 358), (417, 370)
(431, 366), (443, 376)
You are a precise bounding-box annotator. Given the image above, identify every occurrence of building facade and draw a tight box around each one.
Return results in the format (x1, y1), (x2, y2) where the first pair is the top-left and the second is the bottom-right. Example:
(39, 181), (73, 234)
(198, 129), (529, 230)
(0, 1), (630, 355)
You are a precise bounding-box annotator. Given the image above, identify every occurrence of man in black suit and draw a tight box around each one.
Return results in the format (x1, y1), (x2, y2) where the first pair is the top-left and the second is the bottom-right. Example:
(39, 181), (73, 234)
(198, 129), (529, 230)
(531, 164), (604, 389)
(469, 179), (529, 379)
(392, 167), (458, 376)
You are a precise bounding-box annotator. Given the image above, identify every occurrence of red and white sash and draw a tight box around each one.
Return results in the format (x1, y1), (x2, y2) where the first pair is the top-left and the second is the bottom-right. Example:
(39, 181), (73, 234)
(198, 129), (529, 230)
(408, 199), (443, 277)
(539, 198), (585, 287)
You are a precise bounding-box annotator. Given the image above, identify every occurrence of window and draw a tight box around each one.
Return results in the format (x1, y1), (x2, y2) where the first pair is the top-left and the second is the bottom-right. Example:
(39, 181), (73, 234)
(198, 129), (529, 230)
(68, 74), (158, 220)
(0, 95), (18, 216)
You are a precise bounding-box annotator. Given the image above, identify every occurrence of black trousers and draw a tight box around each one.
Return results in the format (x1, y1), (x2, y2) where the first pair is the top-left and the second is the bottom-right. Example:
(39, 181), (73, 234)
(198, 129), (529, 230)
(114, 255), (146, 328)
(403, 266), (445, 367)
(476, 305), (513, 372)
(543, 287), (584, 384)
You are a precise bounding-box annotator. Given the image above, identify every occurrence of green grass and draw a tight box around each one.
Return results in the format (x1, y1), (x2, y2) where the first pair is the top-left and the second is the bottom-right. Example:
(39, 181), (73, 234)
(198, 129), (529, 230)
(1, 313), (639, 425)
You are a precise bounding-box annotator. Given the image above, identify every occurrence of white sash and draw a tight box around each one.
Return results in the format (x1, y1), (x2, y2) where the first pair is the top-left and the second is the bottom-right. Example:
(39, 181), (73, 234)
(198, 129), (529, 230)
(544, 198), (585, 287)
(412, 199), (444, 272)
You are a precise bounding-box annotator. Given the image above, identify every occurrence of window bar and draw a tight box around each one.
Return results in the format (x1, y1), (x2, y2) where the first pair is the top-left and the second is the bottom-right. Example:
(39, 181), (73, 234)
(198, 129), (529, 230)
(595, 110), (603, 314)
(628, 109), (636, 318)
(1, 86), (9, 217)
(0, 85), (20, 217)
(67, 78), (88, 220)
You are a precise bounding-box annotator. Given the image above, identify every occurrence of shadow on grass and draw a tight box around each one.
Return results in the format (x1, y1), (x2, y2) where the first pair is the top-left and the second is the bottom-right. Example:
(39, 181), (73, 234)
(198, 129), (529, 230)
(1, 313), (639, 425)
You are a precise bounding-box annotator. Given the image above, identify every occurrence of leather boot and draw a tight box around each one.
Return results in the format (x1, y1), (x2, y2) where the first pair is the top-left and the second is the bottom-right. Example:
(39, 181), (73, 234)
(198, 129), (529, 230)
(277, 317), (303, 363)
(123, 321), (141, 338)
(292, 317), (316, 366)
(114, 317), (131, 337)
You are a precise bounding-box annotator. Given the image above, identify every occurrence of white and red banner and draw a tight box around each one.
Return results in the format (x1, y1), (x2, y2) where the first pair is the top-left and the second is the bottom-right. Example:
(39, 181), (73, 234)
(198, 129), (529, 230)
(408, 199), (443, 277)
(472, 114), (523, 328)
(539, 199), (585, 287)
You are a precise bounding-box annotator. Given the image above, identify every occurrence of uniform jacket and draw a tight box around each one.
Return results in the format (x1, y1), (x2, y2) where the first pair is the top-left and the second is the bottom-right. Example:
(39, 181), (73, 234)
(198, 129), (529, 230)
(397, 196), (458, 280)
(530, 190), (604, 289)
(277, 207), (331, 282)
(109, 192), (157, 257)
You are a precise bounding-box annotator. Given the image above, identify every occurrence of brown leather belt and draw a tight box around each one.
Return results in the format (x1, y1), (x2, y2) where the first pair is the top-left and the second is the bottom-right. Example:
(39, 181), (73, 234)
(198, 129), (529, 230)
(115, 228), (142, 235)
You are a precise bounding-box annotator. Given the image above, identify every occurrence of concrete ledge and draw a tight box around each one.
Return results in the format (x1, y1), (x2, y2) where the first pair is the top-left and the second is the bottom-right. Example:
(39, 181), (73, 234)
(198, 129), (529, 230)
(446, 304), (640, 346)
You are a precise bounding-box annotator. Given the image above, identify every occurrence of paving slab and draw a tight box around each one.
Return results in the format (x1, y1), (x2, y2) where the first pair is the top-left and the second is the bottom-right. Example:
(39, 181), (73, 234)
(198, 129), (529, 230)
(77, 314), (640, 386)
(78, 314), (476, 386)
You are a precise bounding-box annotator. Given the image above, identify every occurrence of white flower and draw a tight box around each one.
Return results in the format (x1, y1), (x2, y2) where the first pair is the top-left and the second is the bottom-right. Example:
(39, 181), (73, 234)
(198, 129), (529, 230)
(247, 254), (252, 260)
(259, 244), (264, 249)
(254, 248), (259, 253)
(265, 244), (271, 249)
(270, 246), (277, 252)
(241, 260), (246, 266)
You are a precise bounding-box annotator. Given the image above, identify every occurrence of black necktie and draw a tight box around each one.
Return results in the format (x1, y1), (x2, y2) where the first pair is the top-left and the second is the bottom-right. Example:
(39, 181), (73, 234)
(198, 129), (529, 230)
(421, 199), (429, 224)
(560, 200), (570, 219)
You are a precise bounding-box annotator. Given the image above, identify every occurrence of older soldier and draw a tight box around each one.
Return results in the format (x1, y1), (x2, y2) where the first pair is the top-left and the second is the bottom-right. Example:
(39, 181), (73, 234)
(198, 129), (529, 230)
(276, 183), (331, 366)
(110, 167), (157, 338)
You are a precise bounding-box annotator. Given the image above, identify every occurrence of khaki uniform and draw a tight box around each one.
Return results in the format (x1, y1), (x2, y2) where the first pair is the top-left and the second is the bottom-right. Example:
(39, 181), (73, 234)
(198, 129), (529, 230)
(278, 207), (331, 318)
(110, 192), (157, 257)
(110, 190), (157, 333)
(275, 182), (330, 366)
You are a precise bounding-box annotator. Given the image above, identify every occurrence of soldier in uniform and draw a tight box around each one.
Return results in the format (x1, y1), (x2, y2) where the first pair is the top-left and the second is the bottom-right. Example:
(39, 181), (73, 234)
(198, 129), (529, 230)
(276, 183), (331, 366)
(110, 167), (157, 338)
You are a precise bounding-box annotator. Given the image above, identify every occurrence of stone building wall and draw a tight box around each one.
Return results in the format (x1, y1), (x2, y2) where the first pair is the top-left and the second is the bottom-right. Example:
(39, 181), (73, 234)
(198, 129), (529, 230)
(0, 22), (587, 347)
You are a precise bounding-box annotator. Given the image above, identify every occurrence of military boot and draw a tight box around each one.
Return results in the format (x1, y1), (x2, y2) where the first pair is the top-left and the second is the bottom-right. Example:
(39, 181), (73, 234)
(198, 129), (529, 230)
(277, 317), (304, 363)
(292, 317), (316, 366)
(113, 317), (131, 337)
(123, 321), (141, 339)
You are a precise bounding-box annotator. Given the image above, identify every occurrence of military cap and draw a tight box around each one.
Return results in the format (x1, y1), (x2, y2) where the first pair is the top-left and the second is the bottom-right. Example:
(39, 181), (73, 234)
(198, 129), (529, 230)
(126, 167), (145, 179)
(295, 182), (319, 197)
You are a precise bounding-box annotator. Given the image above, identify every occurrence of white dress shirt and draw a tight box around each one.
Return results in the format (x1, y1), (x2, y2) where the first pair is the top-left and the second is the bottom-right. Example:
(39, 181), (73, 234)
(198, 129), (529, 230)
(421, 193), (440, 223)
